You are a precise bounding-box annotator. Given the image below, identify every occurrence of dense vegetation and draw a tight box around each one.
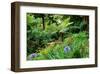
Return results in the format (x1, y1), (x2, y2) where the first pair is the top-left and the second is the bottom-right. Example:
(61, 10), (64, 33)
(27, 13), (89, 60)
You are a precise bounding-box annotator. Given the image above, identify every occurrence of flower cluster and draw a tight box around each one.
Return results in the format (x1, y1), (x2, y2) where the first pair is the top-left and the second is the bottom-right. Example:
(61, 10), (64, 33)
(27, 53), (38, 60)
(64, 46), (71, 53)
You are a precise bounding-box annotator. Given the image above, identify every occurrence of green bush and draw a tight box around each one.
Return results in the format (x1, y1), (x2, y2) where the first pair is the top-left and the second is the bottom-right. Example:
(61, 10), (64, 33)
(32, 32), (89, 60)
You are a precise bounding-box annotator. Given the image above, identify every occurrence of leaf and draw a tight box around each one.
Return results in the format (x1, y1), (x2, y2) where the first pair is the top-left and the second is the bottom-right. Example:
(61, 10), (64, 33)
(27, 14), (34, 24)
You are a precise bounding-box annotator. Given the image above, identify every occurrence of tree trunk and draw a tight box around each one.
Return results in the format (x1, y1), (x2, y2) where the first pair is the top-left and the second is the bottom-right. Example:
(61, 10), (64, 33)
(60, 32), (64, 42)
(83, 16), (89, 32)
(41, 15), (45, 30)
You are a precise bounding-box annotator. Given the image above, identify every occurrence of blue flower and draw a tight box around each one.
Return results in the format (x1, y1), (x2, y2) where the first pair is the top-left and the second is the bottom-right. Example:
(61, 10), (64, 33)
(64, 46), (71, 53)
(28, 53), (38, 60)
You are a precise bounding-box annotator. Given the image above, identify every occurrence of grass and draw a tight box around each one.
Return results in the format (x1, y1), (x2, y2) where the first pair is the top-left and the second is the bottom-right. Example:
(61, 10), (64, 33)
(31, 32), (89, 60)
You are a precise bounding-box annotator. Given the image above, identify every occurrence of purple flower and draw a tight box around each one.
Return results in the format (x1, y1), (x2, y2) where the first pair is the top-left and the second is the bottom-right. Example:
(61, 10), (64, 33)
(64, 46), (71, 53)
(28, 53), (38, 60)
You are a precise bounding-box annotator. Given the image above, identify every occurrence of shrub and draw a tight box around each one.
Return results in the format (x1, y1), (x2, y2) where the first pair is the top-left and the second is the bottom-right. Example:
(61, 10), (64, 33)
(32, 32), (89, 60)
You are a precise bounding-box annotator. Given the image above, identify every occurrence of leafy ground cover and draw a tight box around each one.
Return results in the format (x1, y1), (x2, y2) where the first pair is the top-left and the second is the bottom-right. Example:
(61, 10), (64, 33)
(27, 32), (89, 60)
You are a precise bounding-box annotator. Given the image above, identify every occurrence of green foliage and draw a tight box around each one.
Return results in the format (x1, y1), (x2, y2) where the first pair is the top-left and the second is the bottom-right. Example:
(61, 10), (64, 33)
(27, 13), (73, 55)
(45, 16), (73, 33)
(33, 32), (89, 60)
(27, 13), (89, 60)
(69, 15), (89, 32)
